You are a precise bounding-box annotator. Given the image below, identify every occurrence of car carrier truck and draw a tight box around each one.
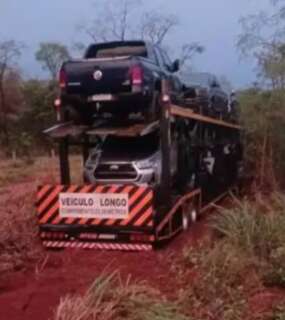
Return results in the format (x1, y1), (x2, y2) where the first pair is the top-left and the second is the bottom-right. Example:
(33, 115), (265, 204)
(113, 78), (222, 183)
(37, 80), (242, 251)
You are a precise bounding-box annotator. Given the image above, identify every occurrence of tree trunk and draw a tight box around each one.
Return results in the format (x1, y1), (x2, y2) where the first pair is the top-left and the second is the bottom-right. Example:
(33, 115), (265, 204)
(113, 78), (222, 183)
(260, 133), (268, 188)
(0, 81), (9, 147)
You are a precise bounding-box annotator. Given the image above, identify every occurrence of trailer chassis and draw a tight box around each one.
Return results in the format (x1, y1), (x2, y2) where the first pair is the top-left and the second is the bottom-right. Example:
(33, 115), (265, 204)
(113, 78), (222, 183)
(36, 81), (242, 251)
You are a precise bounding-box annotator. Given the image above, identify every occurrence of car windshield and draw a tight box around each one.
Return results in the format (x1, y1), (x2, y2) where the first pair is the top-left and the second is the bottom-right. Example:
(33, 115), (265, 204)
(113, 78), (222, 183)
(182, 73), (213, 87)
(102, 133), (159, 158)
(85, 42), (147, 59)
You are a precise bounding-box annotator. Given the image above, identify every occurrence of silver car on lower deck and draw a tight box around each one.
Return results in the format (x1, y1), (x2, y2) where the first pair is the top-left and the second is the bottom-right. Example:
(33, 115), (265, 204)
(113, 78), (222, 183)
(84, 133), (177, 186)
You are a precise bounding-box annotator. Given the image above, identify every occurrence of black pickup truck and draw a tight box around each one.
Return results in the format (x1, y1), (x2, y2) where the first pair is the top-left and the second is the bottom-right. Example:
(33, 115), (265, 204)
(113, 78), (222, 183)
(59, 41), (182, 124)
(182, 72), (229, 118)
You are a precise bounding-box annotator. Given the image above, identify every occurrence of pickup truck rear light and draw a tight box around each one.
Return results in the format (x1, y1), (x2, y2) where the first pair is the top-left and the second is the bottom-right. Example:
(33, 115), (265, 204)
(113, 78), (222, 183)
(54, 98), (62, 121)
(54, 98), (61, 108)
(130, 65), (143, 85)
(59, 69), (67, 89)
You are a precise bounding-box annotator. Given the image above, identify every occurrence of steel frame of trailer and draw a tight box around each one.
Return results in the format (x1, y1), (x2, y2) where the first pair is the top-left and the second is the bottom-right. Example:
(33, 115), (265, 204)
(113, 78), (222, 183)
(36, 82), (242, 251)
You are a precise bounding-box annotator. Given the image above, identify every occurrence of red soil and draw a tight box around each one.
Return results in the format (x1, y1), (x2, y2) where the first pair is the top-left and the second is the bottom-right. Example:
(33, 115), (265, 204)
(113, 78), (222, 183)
(1, 180), (284, 320)
(0, 223), (208, 320)
(0, 179), (209, 320)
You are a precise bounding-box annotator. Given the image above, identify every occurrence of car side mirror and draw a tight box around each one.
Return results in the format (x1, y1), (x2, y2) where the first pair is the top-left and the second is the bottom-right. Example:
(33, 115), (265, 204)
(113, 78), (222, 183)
(170, 59), (180, 73)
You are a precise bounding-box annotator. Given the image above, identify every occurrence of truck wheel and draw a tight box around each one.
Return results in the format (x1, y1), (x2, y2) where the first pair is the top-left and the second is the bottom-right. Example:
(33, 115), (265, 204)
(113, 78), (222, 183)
(182, 203), (197, 230)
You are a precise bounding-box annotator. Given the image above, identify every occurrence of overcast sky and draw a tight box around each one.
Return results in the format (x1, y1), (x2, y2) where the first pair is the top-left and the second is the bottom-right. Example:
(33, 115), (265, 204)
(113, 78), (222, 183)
(0, 0), (271, 88)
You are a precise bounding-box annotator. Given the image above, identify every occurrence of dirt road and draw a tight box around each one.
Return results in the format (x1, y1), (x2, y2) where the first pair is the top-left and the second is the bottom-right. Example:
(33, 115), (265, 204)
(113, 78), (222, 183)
(0, 180), (209, 320)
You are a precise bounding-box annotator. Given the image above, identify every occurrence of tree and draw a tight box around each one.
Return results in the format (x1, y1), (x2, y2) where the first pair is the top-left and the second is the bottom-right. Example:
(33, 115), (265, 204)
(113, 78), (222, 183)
(139, 11), (178, 45)
(36, 42), (70, 80)
(239, 88), (285, 190)
(18, 79), (56, 151)
(179, 43), (205, 68)
(237, 1), (285, 189)
(78, 0), (141, 43)
(238, 1), (285, 88)
(0, 40), (23, 146)
(76, 0), (204, 68)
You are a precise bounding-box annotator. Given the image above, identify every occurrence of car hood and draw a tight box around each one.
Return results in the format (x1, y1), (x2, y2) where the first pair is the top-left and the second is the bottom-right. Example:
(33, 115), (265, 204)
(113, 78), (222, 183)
(100, 151), (159, 162)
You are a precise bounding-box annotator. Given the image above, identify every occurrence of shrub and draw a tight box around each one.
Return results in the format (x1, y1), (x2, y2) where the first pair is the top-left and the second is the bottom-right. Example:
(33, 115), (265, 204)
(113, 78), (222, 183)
(0, 191), (42, 274)
(239, 89), (285, 190)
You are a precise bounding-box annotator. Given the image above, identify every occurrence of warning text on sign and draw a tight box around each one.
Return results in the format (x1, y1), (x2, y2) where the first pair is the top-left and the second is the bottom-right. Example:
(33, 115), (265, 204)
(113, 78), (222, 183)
(59, 193), (129, 219)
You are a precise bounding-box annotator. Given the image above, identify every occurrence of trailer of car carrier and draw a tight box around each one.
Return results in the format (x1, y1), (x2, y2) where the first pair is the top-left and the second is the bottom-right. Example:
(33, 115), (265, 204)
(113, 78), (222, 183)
(36, 82), (242, 251)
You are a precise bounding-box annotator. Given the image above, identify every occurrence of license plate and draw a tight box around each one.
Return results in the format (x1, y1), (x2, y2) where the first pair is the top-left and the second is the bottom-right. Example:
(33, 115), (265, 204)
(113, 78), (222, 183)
(88, 94), (116, 102)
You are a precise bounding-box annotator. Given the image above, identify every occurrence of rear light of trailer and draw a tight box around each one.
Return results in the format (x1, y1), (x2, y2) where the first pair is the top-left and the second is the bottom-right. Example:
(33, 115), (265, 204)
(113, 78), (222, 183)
(130, 234), (153, 243)
(59, 68), (67, 89)
(130, 65), (143, 86)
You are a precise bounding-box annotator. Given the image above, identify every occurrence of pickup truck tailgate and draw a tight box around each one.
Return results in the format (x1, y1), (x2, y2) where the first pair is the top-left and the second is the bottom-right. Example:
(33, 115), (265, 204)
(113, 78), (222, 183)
(64, 57), (133, 95)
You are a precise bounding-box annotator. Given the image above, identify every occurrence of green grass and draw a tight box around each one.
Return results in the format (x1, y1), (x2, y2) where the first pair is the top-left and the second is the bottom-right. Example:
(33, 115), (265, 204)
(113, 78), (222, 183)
(210, 195), (285, 287)
(174, 194), (285, 319)
(54, 272), (188, 320)
(177, 241), (251, 320)
(0, 155), (83, 187)
(0, 157), (56, 186)
(273, 306), (285, 320)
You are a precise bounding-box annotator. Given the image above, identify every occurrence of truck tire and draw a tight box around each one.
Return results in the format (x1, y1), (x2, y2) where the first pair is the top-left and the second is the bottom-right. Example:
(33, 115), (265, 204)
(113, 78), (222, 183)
(182, 203), (198, 230)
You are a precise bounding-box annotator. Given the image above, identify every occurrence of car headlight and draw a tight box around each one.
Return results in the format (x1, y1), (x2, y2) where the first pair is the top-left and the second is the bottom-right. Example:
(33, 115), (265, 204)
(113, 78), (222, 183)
(135, 159), (156, 170)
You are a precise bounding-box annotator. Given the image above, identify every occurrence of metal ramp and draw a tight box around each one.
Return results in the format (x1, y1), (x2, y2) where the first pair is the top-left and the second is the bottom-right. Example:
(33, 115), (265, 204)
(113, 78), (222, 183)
(170, 105), (241, 130)
(44, 120), (160, 139)
(44, 107), (240, 139)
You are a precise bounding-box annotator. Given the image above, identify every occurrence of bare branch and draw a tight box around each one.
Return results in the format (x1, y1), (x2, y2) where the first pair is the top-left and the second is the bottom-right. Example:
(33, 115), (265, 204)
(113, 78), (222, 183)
(78, 0), (141, 43)
(140, 12), (179, 45)
(237, 1), (285, 88)
(0, 40), (23, 79)
(180, 43), (204, 67)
